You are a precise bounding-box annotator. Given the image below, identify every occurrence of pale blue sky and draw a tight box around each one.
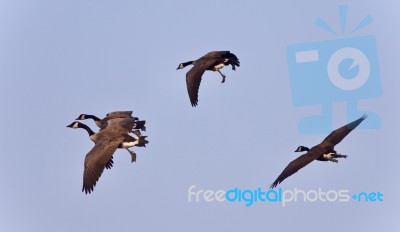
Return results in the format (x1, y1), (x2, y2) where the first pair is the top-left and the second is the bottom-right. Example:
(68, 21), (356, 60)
(1, 1), (399, 231)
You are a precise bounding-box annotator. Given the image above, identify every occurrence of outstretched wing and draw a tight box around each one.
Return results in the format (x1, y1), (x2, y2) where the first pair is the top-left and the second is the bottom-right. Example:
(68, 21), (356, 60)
(270, 151), (320, 189)
(205, 51), (240, 69)
(204, 51), (231, 57)
(106, 111), (133, 118)
(100, 111), (135, 130)
(82, 137), (124, 194)
(105, 156), (114, 169)
(186, 51), (239, 107)
(186, 59), (215, 107)
(107, 118), (137, 133)
(320, 114), (367, 148)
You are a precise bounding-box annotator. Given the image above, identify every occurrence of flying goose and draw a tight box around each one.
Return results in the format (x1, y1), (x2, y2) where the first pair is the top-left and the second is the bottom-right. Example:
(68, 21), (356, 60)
(76, 111), (146, 132)
(67, 119), (149, 194)
(67, 121), (114, 170)
(67, 120), (148, 163)
(270, 114), (367, 189)
(177, 51), (240, 107)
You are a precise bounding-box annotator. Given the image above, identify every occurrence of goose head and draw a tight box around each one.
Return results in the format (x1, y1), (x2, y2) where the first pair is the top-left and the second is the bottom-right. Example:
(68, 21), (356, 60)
(75, 114), (88, 120)
(294, 146), (310, 152)
(67, 121), (82, 129)
(176, 61), (194, 70)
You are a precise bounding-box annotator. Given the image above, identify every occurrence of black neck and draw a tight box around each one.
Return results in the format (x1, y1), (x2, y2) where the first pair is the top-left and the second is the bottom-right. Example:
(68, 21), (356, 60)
(85, 114), (101, 122)
(79, 123), (95, 136)
(182, 61), (194, 67)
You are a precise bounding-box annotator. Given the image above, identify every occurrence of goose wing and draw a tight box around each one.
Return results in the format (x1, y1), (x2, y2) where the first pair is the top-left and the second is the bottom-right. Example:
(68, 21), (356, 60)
(186, 61), (208, 107)
(106, 111), (133, 118)
(186, 57), (226, 107)
(105, 156), (114, 169)
(204, 51), (231, 57)
(100, 116), (139, 131)
(82, 136), (124, 194)
(204, 51), (240, 67)
(107, 118), (137, 132)
(320, 114), (367, 148)
(270, 149), (323, 189)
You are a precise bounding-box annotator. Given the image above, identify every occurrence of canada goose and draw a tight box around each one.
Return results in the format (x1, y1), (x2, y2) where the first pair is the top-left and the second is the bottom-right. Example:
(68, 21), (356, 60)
(270, 114), (367, 189)
(67, 120), (148, 163)
(67, 118), (149, 194)
(67, 121), (114, 170)
(76, 111), (146, 132)
(177, 51), (240, 107)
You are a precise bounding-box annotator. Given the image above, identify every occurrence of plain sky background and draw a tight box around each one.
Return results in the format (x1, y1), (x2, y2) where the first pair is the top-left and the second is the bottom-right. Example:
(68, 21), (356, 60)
(1, 1), (399, 231)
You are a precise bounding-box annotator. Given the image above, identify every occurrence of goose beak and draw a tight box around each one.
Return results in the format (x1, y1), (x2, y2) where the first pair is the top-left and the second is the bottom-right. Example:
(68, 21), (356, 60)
(66, 122), (76, 128)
